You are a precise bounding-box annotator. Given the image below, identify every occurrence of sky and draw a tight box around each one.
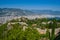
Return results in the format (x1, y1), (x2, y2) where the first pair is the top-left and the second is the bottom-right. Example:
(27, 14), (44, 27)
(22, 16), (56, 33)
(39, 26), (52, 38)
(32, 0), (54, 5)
(0, 0), (60, 11)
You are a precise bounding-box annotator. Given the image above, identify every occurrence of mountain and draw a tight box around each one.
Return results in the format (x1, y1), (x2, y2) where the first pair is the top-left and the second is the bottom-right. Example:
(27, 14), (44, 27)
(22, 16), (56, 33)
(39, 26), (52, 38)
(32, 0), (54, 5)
(31, 10), (60, 15)
(0, 8), (34, 17)
(0, 8), (60, 17)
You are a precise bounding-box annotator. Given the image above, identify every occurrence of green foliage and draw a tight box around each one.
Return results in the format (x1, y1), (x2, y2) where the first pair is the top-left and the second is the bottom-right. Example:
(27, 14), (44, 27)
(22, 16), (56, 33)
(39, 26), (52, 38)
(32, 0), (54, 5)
(0, 23), (7, 38)
(50, 19), (57, 40)
(9, 19), (19, 22)
(0, 18), (59, 40)
(24, 28), (40, 40)
(0, 23), (40, 40)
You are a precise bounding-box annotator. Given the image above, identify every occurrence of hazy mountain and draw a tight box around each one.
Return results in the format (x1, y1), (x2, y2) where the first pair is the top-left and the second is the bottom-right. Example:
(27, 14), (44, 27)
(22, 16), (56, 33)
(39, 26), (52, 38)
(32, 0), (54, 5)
(0, 8), (34, 17)
(31, 10), (60, 15)
(0, 8), (60, 17)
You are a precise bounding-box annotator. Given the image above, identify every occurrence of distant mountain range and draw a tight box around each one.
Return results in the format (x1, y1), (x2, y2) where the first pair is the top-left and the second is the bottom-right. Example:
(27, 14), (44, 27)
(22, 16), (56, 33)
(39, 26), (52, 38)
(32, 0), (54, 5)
(31, 10), (60, 15)
(0, 8), (60, 17)
(0, 8), (34, 17)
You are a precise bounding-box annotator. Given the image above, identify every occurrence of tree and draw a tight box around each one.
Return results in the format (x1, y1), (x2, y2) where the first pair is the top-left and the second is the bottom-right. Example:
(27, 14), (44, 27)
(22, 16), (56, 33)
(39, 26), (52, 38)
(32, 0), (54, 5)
(50, 18), (57, 40)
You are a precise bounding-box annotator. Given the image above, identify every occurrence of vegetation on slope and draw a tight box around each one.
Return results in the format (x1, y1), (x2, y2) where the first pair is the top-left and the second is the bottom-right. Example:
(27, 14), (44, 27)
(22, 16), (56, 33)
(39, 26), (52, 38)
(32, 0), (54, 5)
(0, 17), (60, 40)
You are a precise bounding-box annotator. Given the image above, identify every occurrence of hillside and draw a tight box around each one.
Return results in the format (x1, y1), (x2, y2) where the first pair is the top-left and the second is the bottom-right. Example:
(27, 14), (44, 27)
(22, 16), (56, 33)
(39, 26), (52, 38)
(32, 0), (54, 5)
(0, 17), (60, 40)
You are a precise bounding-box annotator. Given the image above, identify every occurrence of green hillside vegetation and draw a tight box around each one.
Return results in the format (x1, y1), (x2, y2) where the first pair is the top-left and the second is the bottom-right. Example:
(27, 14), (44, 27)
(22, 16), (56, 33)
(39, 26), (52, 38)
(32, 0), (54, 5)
(0, 17), (60, 40)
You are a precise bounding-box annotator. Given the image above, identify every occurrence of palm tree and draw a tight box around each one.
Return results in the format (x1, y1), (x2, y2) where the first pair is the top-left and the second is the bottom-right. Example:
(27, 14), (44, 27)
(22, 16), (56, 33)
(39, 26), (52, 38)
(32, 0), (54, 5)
(50, 18), (57, 40)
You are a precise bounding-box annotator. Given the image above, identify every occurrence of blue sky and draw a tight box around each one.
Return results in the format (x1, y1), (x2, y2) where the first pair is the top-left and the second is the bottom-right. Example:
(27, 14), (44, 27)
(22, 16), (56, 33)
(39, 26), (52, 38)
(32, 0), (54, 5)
(0, 0), (60, 11)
